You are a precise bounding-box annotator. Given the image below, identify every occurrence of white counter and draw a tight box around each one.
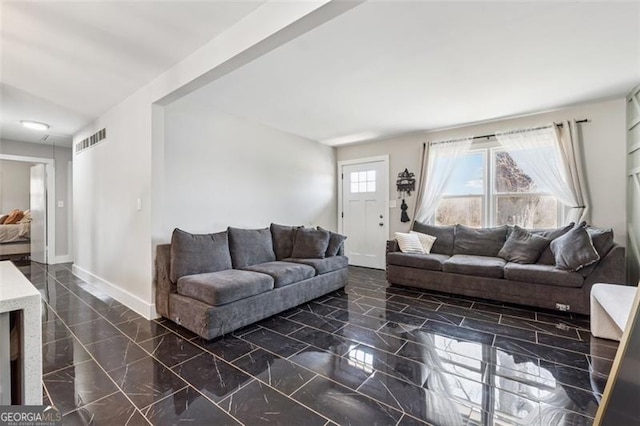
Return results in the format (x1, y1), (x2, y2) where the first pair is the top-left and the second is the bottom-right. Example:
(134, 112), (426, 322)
(0, 261), (42, 405)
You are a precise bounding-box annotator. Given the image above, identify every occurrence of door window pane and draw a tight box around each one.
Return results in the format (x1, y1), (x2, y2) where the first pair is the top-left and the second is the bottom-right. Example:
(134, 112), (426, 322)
(349, 169), (377, 193)
(435, 196), (482, 227)
(496, 195), (558, 228)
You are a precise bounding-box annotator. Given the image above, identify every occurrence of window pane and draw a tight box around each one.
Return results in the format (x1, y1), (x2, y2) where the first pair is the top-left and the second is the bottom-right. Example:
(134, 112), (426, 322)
(359, 182), (367, 192)
(496, 195), (557, 228)
(367, 181), (376, 192)
(494, 151), (538, 193)
(359, 171), (367, 181)
(443, 152), (484, 196)
(435, 197), (482, 227)
(350, 172), (358, 182)
(367, 170), (376, 181)
(351, 183), (358, 193)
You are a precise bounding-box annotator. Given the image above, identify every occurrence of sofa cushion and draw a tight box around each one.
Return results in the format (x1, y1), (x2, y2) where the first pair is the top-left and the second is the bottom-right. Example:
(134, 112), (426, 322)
(442, 255), (506, 279)
(170, 228), (232, 282)
(550, 225), (599, 271)
(244, 261), (316, 288)
(498, 226), (550, 264)
(386, 252), (450, 271)
(270, 223), (300, 260)
(504, 263), (584, 288)
(412, 222), (455, 255)
(410, 231), (437, 254)
(228, 227), (276, 269)
(291, 228), (330, 259)
(318, 227), (347, 257)
(533, 223), (575, 265)
(285, 256), (348, 275)
(454, 224), (508, 257)
(579, 227), (615, 277)
(177, 269), (274, 306)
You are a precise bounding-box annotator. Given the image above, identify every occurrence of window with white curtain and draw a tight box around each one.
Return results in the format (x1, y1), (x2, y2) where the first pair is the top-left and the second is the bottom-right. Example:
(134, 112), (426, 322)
(435, 142), (560, 228)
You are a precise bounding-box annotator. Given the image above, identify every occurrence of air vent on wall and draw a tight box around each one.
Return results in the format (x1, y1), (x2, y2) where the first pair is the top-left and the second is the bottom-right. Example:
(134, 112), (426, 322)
(76, 128), (106, 154)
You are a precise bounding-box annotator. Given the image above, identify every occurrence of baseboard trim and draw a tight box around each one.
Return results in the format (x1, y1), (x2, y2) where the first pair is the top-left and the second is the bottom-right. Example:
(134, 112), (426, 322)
(71, 265), (159, 320)
(51, 255), (73, 264)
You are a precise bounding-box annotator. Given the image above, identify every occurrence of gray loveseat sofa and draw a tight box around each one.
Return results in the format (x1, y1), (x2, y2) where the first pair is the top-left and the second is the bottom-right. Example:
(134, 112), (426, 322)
(387, 222), (626, 315)
(156, 224), (348, 339)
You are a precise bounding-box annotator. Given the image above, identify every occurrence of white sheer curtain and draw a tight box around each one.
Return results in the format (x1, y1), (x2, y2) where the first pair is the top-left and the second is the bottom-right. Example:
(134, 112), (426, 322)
(495, 122), (590, 224)
(413, 137), (473, 224)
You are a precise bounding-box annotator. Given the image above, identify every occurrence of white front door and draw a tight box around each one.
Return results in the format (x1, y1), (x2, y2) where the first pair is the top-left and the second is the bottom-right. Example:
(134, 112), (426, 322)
(341, 160), (387, 269)
(30, 164), (47, 264)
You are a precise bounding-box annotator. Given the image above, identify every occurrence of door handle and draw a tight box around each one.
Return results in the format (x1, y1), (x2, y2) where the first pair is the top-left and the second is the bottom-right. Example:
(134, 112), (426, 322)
(379, 222), (384, 227)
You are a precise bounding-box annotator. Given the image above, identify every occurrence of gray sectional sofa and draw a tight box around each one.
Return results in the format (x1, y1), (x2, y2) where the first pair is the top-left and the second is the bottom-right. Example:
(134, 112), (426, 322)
(387, 222), (627, 315)
(156, 224), (348, 339)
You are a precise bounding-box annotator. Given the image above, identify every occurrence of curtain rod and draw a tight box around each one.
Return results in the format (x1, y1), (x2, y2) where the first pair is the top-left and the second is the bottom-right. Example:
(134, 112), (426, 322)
(471, 119), (589, 141)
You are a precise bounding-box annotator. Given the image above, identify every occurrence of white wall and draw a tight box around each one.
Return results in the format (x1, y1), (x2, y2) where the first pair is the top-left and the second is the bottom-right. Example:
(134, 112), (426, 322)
(337, 98), (628, 245)
(0, 160), (31, 212)
(72, 2), (341, 317)
(0, 139), (73, 258)
(161, 101), (336, 236)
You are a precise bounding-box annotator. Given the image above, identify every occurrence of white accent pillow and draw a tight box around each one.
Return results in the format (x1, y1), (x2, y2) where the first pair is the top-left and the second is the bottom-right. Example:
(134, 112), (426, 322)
(410, 231), (437, 254)
(394, 232), (425, 254)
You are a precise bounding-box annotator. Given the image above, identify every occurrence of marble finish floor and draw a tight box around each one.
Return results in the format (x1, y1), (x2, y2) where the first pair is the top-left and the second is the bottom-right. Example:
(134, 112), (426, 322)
(16, 261), (617, 425)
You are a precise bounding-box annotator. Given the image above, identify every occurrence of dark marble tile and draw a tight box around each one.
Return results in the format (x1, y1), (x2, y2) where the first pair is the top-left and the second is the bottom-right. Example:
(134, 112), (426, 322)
(437, 304), (500, 323)
(68, 317), (123, 345)
(356, 295), (409, 312)
(473, 302), (536, 319)
(462, 317), (536, 342)
(41, 303), (59, 323)
(538, 333), (618, 360)
(116, 317), (170, 343)
(230, 322), (262, 337)
(55, 305), (102, 327)
(388, 294), (440, 311)
(421, 320), (495, 346)
(75, 292), (124, 313)
(500, 315), (581, 339)
(289, 346), (372, 390)
(221, 379), (327, 425)
(336, 324), (406, 354)
(289, 326), (352, 355)
(62, 391), (149, 425)
(538, 405), (596, 425)
(298, 301), (339, 316)
(110, 356), (188, 410)
(99, 304), (143, 325)
(318, 296), (371, 314)
(366, 307), (427, 328)
(233, 348), (316, 395)
(241, 328), (308, 358)
(536, 312), (591, 330)
(155, 318), (199, 340)
(291, 375), (403, 425)
(44, 360), (118, 415)
(85, 335), (148, 372)
(346, 286), (389, 300)
(42, 318), (71, 344)
(384, 285), (426, 299)
(347, 344), (425, 387)
(191, 335), (255, 363)
(172, 353), (250, 403)
(418, 292), (473, 309)
(43, 291), (83, 312)
(328, 308), (388, 331)
(138, 333), (203, 368)
(143, 386), (240, 425)
(539, 360), (606, 395)
(402, 305), (464, 326)
(288, 310), (345, 333)
(42, 336), (92, 374)
(397, 414), (431, 425)
(494, 335), (590, 370)
(256, 315), (305, 335)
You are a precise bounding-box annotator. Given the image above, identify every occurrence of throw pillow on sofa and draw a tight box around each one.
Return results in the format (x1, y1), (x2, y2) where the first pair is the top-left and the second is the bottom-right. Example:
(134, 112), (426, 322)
(498, 226), (550, 264)
(550, 224), (599, 271)
(394, 232), (425, 254)
(170, 228), (232, 282)
(579, 226), (615, 277)
(317, 226), (347, 257)
(410, 231), (437, 254)
(532, 223), (575, 265)
(228, 227), (276, 268)
(412, 222), (455, 255)
(271, 223), (300, 260)
(454, 224), (508, 257)
(291, 228), (330, 258)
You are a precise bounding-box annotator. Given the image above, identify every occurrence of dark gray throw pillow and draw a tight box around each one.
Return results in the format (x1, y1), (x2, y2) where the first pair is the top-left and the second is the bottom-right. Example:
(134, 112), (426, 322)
(170, 228), (232, 282)
(291, 228), (331, 259)
(498, 226), (550, 264)
(579, 226), (615, 277)
(412, 222), (455, 255)
(550, 225), (600, 271)
(228, 227), (276, 269)
(454, 224), (508, 257)
(317, 226), (347, 257)
(270, 223), (298, 260)
(533, 223), (575, 265)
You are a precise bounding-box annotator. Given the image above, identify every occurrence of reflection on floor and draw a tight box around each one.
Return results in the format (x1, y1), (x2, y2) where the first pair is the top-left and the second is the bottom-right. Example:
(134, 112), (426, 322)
(17, 261), (616, 425)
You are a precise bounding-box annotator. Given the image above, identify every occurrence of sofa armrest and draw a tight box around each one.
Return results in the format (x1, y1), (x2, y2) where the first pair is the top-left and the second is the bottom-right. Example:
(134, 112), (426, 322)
(155, 244), (175, 318)
(582, 244), (628, 313)
(386, 239), (399, 254)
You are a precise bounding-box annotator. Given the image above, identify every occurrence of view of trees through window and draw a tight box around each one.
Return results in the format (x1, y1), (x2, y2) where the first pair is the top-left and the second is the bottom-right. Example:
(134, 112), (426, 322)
(435, 148), (558, 228)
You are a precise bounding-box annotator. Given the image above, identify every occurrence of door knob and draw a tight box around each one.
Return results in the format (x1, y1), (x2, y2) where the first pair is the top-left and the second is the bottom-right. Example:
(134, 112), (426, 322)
(379, 222), (384, 227)
(379, 214), (383, 219)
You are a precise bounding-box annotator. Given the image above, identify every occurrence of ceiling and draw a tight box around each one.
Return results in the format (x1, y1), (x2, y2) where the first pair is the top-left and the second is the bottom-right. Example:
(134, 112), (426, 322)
(1, 2), (639, 148)
(182, 1), (640, 145)
(0, 1), (265, 146)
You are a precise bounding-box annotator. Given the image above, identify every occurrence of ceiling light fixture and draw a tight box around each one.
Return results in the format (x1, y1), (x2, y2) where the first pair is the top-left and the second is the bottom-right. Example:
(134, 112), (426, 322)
(20, 120), (50, 131)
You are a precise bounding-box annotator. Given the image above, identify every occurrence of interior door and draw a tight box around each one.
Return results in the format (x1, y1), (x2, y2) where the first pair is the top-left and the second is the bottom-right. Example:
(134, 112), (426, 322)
(30, 164), (47, 264)
(342, 161), (387, 269)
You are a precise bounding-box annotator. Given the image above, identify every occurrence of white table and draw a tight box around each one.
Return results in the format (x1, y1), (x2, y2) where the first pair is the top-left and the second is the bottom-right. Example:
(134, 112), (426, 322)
(0, 261), (42, 405)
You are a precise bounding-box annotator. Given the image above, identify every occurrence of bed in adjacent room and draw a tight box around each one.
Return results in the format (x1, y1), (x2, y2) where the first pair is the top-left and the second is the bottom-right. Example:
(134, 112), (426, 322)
(0, 210), (31, 257)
